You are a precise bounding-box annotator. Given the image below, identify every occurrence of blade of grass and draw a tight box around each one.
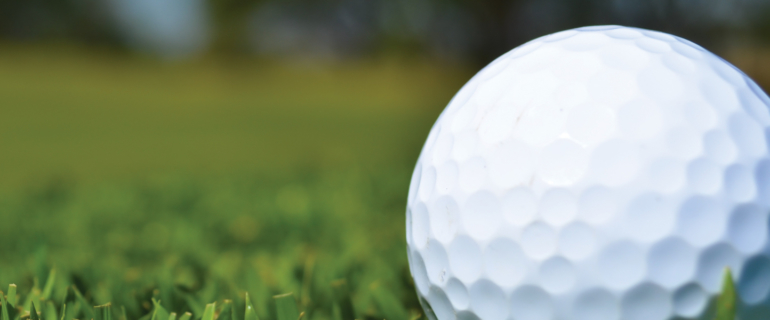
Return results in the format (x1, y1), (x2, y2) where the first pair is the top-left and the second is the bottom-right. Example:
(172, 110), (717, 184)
(30, 303), (40, 320)
(72, 287), (94, 320)
(63, 301), (80, 320)
(7, 285), (16, 308)
(22, 281), (41, 313)
(201, 303), (215, 320)
(273, 294), (299, 320)
(44, 301), (57, 320)
(149, 299), (169, 320)
(41, 270), (56, 301)
(218, 300), (233, 320)
(715, 268), (737, 320)
(244, 293), (258, 320)
(59, 305), (66, 320)
(94, 304), (111, 320)
(2, 295), (10, 320)
(2, 292), (18, 320)
(167, 313), (176, 320)
(178, 313), (191, 320)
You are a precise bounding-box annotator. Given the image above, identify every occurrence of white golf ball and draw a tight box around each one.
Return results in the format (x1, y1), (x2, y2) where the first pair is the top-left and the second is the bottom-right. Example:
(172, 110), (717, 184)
(406, 25), (770, 320)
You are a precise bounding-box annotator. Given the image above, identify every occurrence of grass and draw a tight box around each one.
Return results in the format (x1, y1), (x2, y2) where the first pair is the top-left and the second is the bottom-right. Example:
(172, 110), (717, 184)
(0, 43), (471, 188)
(716, 268), (737, 320)
(0, 169), (421, 320)
(0, 44), (471, 320)
(0, 267), (742, 320)
(0, 43), (759, 320)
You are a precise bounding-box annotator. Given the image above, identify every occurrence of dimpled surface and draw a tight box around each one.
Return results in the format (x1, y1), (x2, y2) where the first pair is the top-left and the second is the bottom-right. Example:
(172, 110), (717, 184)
(405, 25), (770, 320)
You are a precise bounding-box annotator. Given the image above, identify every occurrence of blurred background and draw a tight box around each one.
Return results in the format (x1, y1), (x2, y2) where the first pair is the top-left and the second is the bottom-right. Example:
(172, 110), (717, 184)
(0, 0), (770, 319)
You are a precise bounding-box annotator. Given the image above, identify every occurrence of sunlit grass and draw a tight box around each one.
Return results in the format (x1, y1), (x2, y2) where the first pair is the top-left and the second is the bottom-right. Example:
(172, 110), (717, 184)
(0, 268), (741, 320)
(0, 44), (471, 320)
(0, 43), (758, 320)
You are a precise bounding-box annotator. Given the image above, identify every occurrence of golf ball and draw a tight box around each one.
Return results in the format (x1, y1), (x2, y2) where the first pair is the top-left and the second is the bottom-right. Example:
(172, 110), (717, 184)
(406, 25), (770, 320)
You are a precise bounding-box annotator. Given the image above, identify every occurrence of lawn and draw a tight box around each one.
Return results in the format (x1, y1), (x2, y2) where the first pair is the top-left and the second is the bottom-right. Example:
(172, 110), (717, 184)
(0, 43), (758, 320)
(0, 44), (472, 320)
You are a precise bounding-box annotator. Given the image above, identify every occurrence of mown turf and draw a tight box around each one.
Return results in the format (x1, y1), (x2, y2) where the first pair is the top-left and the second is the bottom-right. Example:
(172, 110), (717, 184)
(0, 44), (472, 320)
(0, 167), (427, 320)
(0, 265), (742, 320)
(0, 44), (749, 320)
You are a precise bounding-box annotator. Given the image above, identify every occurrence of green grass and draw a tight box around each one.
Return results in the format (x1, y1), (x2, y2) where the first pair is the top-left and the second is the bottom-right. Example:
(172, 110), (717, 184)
(0, 44), (470, 188)
(716, 268), (737, 320)
(0, 169), (421, 319)
(0, 44), (471, 320)
(0, 44), (747, 320)
(0, 267), (742, 320)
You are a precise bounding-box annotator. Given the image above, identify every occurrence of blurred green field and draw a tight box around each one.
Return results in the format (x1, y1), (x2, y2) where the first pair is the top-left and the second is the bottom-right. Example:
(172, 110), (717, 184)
(0, 44), (470, 186)
(0, 44), (472, 320)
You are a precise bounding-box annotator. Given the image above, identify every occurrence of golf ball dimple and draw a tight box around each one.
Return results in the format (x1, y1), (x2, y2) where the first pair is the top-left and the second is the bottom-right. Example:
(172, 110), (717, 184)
(406, 25), (770, 320)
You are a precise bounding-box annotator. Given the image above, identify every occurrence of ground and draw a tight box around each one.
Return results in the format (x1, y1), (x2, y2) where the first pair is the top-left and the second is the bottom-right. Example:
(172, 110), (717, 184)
(0, 44), (471, 320)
